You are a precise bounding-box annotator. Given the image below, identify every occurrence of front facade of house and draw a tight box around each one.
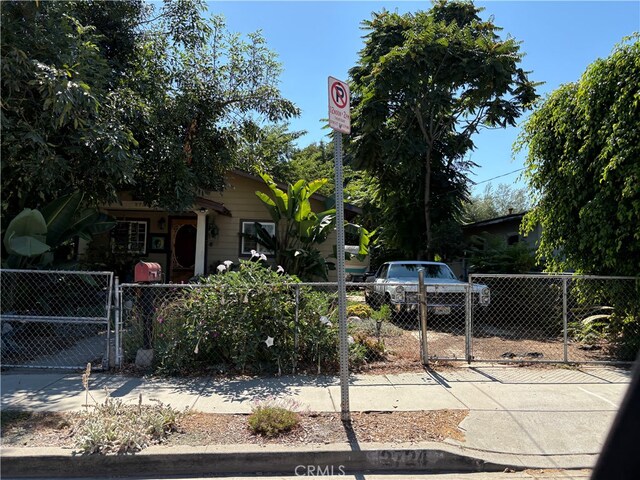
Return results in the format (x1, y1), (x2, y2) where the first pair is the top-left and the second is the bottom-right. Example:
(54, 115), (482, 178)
(84, 171), (364, 283)
(462, 211), (541, 249)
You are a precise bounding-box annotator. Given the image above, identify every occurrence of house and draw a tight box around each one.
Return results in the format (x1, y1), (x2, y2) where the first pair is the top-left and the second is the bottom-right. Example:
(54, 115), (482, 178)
(462, 210), (541, 249)
(83, 170), (364, 283)
(446, 210), (542, 278)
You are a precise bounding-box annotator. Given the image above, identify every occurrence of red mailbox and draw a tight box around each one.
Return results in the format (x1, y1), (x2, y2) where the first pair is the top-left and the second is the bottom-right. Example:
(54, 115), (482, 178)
(134, 261), (162, 283)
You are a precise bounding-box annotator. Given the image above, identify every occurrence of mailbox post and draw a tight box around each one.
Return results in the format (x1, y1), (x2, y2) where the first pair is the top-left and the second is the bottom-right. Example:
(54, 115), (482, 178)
(134, 262), (162, 368)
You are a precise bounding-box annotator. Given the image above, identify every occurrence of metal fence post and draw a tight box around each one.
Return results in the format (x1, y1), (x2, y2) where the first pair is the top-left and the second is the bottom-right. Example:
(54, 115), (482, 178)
(563, 277), (568, 363)
(114, 277), (121, 368)
(294, 284), (299, 374)
(466, 281), (472, 364)
(418, 269), (428, 364)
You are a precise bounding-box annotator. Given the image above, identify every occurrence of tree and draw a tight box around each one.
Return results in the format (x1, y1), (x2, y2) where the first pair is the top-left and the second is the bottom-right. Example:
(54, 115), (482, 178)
(518, 36), (640, 276)
(1, 1), (299, 216)
(116, 4), (299, 211)
(349, 0), (537, 259)
(1, 1), (141, 216)
(464, 183), (531, 223)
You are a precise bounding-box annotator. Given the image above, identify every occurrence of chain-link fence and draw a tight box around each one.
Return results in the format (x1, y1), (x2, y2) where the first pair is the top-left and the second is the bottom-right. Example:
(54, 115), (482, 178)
(116, 282), (426, 375)
(0, 269), (114, 369)
(116, 274), (639, 375)
(468, 274), (640, 364)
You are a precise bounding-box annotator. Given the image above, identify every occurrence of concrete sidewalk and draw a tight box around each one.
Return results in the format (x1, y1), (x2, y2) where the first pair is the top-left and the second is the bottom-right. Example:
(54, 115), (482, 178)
(1, 364), (631, 476)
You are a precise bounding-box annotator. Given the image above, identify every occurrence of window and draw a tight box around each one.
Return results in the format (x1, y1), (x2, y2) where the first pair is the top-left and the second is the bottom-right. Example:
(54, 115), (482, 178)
(112, 220), (148, 254)
(241, 221), (275, 255)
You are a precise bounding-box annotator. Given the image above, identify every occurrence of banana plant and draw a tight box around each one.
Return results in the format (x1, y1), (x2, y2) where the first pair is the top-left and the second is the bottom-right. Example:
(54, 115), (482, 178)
(252, 172), (375, 280)
(2, 192), (116, 268)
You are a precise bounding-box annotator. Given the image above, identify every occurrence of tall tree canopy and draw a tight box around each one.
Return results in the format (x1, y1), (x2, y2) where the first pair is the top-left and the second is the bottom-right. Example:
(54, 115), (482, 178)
(519, 36), (640, 276)
(348, 0), (537, 259)
(1, 0), (298, 217)
(464, 183), (531, 223)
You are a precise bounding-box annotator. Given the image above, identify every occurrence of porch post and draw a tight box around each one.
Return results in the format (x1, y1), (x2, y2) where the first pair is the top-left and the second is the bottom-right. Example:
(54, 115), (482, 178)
(194, 208), (208, 276)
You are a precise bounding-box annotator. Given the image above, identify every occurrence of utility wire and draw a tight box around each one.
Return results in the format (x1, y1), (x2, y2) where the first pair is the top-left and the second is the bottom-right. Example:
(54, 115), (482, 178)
(472, 167), (525, 186)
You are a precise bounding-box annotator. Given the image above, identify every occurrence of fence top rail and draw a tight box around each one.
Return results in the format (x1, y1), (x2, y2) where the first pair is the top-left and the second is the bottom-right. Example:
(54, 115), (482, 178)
(1, 269), (114, 276)
(468, 273), (638, 281)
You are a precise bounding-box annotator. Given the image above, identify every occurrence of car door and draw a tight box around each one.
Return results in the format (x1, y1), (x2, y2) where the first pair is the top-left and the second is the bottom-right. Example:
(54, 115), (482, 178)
(374, 263), (389, 301)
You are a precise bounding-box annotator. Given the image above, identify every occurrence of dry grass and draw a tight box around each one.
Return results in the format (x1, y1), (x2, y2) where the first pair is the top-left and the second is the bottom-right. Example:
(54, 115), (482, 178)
(1, 409), (468, 448)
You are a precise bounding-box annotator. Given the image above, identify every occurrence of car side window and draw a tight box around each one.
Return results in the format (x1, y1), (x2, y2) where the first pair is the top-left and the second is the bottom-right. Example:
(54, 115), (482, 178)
(377, 264), (389, 279)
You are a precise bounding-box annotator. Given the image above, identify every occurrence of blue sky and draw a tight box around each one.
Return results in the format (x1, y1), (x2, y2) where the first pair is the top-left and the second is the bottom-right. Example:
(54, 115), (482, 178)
(211, 1), (639, 191)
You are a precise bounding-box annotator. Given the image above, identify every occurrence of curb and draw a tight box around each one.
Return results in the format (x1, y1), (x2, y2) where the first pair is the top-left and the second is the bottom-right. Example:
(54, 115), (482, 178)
(1, 444), (596, 478)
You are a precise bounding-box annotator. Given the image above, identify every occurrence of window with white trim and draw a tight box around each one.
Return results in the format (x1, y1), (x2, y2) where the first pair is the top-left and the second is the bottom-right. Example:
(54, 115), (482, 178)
(111, 220), (148, 254)
(241, 221), (275, 255)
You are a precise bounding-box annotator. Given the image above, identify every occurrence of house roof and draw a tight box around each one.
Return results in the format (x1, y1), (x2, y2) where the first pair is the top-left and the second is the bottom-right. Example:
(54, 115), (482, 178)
(463, 211), (527, 229)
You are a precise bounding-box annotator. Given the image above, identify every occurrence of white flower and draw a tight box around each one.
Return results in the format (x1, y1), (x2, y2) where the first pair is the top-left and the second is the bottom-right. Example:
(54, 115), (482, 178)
(347, 336), (355, 345)
(217, 264), (226, 273)
(250, 249), (258, 259)
(276, 265), (284, 274)
(223, 260), (233, 268)
(265, 336), (274, 348)
(259, 253), (267, 262)
(319, 316), (330, 325)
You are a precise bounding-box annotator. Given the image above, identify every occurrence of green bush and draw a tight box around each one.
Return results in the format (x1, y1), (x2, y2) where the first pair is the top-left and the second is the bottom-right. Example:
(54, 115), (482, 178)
(152, 260), (340, 375)
(347, 303), (373, 318)
(247, 398), (300, 437)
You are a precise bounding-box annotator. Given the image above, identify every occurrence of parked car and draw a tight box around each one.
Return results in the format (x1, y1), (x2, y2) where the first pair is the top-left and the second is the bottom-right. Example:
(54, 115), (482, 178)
(364, 261), (490, 316)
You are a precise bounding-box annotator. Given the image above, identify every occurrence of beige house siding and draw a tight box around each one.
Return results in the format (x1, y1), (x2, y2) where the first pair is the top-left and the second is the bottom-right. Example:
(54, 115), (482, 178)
(93, 171), (359, 282)
(207, 172), (340, 281)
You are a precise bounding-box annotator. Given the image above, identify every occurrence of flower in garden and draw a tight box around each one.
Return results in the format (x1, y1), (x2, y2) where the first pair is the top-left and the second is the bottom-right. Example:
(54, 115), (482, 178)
(347, 336), (355, 345)
(259, 253), (267, 262)
(276, 265), (284, 274)
(217, 264), (226, 273)
(319, 316), (330, 325)
(265, 336), (274, 347)
(223, 260), (233, 268)
(157, 317), (164, 324)
(250, 249), (258, 259)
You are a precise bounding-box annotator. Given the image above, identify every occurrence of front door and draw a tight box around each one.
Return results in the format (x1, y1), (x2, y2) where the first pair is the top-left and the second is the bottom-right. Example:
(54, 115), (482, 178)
(170, 217), (197, 283)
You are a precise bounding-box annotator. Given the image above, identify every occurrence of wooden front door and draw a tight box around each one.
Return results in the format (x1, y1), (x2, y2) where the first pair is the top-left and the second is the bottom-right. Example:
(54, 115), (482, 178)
(170, 217), (197, 283)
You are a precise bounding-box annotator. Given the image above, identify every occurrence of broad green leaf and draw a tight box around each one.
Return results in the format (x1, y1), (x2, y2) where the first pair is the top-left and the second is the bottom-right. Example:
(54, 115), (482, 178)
(41, 192), (83, 246)
(7, 233), (51, 257)
(3, 209), (48, 254)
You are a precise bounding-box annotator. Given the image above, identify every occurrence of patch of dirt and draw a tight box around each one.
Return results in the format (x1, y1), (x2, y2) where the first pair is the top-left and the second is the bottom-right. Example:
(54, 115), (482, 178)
(1, 409), (468, 448)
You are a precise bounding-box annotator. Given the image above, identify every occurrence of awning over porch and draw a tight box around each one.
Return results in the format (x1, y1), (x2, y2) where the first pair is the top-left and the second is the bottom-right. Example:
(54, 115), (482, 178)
(194, 197), (232, 217)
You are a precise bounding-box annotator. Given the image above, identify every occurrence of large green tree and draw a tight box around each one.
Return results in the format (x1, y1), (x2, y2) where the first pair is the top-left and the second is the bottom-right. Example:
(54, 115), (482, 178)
(464, 183), (531, 223)
(518, 36), (640, 276)
(1, 0), (298, 217)
(349, 0), (537, 259)
(1, 1), (142, 216)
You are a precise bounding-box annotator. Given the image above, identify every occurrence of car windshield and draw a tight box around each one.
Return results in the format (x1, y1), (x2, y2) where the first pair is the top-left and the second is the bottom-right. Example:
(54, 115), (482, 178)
(387, 263), (456, 280)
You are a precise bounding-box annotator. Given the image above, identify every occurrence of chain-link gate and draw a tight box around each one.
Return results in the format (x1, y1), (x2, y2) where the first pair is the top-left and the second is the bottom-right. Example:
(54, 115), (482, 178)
(0, 269), (114, 370)
(468, 274), (639, 364)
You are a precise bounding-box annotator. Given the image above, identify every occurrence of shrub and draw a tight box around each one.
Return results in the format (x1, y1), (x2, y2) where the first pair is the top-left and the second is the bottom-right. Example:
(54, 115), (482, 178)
(74, 395), (181, 455)
(347, 303), (373, 319)
(152, 259), (340, 375)
(247, 398), (301, 437)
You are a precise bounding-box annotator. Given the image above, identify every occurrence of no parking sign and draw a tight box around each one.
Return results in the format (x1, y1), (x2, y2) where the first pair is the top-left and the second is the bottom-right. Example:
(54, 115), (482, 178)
(328, 76), (350, 134)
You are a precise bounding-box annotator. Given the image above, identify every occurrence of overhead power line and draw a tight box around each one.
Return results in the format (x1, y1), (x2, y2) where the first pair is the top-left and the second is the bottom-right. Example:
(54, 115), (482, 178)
(473, 168), (525, 186)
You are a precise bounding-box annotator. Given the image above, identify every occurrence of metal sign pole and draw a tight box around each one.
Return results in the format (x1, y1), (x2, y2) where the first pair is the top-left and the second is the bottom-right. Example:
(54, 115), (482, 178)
(334, 131), (351, 422)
